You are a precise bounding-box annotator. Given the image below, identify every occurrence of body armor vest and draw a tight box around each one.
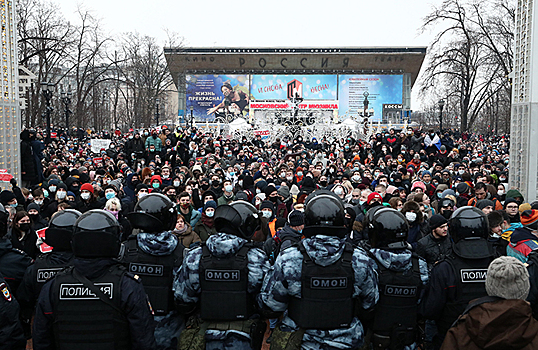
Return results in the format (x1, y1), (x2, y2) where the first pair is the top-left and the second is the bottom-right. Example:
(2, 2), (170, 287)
(123, 236), (184, 315)
(438, 239), (494, 335)
(371, 252), (422, 349)
(32, 252), (73, 299)
(199, 243), (253, 321)
(288, 242), (354, 330)
(50, 265), (130, 350)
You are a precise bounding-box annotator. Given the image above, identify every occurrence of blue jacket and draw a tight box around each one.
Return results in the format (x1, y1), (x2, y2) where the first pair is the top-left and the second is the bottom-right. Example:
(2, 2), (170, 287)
(258, 235), (379, 349)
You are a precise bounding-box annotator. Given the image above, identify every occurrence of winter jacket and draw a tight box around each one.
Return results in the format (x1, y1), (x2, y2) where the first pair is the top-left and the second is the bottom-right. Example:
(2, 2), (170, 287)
(173, 224), (201, 248)
(144, 135), (163, 151)
(416, 234), (452, 268)
(508, 227), (538, 263)
(193, 220), (217, 242)
(441, 298), (538, 350)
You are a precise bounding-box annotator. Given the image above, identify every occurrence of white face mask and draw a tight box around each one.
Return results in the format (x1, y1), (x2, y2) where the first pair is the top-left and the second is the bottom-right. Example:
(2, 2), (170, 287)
(262, 211), (272, 218)
(334, 187), (343, 195)
(286, 176), (293, 181)
(173, 181), (180, 187)
(405, 212), (417, 222)
(34, 199), (43, 205)
(81, 193), (91, 200)
(57, 191), (66, 200)
(49, 186), (57, 193)
(458, 169), (465, 175)
(497, 190), (504, 195)
(138, 192), (148, 199)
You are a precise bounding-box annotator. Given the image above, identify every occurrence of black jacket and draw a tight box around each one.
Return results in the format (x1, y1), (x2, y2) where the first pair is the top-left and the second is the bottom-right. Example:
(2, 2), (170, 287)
(0, 238), (32, 292)
(0, 274), (26, 350)
(416, 233), (452, 268)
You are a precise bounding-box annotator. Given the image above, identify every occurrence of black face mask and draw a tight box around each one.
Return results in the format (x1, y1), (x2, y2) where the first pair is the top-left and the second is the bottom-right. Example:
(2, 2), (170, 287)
(269, 196), (279, 203)
(442, 210), (453, 220)
(167, 194), (176, 202)
(28, 214), (40, 222)
(319, 180), (327, 187)
(19, 223), (31, 232)
(201, 183), (210, 191)
(212, 180), (220, 187)
(350, 198), (359, 205)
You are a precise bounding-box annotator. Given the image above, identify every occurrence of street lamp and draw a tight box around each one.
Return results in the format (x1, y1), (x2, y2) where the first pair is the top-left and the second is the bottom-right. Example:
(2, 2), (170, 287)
(40, 81), (55, 142)
(154, 98), (160, 126)
(438, 99), (445, 133)
(60, 86), (72, 136)
(190, 105), (194, 130)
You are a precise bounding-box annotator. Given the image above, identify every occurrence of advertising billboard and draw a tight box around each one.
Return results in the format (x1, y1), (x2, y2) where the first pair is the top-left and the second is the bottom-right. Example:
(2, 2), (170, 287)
(338, 75), (403, 121)
(251, 75), (337, 100)
(186, 75), (249, 121)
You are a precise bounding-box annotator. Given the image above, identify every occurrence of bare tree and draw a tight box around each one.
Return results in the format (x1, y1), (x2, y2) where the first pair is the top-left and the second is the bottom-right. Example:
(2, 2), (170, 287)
(419, 0), (514, 132)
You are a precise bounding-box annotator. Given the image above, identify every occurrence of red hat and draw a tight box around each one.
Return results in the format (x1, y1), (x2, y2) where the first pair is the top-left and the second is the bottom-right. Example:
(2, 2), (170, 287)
(80, 183), (94, 194)
(367, 192), (383, 205)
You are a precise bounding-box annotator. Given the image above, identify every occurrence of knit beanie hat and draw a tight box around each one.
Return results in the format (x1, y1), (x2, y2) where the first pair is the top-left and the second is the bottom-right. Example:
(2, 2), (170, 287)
(277, 185), (290, 200)
(204, 200), (217, 211)
(367, 192), (383, 205)
(260, 200), (274, 213)
(476, 199), (494, 210)
(80, 183), (94, 194)
(520, 210), (538, 230)
(519, 203), (532, 213)
(486, 256), (530, 300)
(288, 210), (305, 227)
(0, 190), (16, 205)
(411, 181), (426, 192)
(429, 214), (448, 230)
(504, 197), (518, 209)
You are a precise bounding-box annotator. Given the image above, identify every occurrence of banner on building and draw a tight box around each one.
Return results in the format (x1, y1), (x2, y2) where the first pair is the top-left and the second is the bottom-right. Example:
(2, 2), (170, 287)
(251, 75), (337, 100)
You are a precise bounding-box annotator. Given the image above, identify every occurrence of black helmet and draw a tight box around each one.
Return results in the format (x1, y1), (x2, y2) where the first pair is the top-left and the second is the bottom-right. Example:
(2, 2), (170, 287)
(46, 209), (82, 251)
(368, 208), (409, 249)
(303, 194), (347, 238)
(214, 201), (261, 239)
(304, 189), (343, 207)
(449, 206), (489, 243)
(72, 210), (121, 258)
(127, 193), (177, 233)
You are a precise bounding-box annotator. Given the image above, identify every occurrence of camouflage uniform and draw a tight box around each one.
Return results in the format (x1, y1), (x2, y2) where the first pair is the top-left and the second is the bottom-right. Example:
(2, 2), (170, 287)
(369, 248), (430, 350)
(174, 232), (270, 349)
(258, 235), (379, 349)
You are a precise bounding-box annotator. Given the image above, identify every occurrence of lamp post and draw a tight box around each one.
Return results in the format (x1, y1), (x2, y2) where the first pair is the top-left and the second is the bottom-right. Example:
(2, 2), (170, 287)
(40, 81), (55, 142)
(190, 105), (194, 130)
(60, 87), (72, 137)
(154, 98), (160, 126)
(438, 99), (445, 133)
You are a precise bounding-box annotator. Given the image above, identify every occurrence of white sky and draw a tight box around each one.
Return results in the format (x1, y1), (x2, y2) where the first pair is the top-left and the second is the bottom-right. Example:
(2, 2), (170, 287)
(52, 0), (442, 108)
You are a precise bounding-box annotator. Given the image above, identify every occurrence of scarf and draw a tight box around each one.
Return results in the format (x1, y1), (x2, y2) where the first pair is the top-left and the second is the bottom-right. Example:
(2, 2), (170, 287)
(201, 212), (214, 228)
(174, 224), (188, 236)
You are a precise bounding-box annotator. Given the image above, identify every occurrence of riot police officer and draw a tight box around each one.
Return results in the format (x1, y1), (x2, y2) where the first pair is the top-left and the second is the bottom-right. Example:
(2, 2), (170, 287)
(258, 194), (379, 349)
(367, 207), (429, 350)
(33, 209), (156, 350)
(18, 210), (81, 319)
(174, 201), (270, 350)
(0, 272), (26, 350)
(123, 193), (185, 350)
(421, 206), (494, 348)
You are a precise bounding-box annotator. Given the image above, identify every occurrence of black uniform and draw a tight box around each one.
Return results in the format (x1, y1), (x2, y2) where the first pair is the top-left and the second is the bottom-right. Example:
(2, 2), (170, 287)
(33, 259), (156, 350)
(0, 238), (33, 292)
(0, 274), (26, 350)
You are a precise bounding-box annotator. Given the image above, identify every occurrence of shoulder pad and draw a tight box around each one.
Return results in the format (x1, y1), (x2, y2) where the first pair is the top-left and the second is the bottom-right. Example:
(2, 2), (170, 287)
(124, 272), (142, 283)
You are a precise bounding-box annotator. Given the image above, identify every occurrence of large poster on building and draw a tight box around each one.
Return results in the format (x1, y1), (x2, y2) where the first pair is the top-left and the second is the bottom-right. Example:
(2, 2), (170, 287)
(338, 75), (403, 121)
(186, 75), (250, 121)
(251, 75), (337, 100)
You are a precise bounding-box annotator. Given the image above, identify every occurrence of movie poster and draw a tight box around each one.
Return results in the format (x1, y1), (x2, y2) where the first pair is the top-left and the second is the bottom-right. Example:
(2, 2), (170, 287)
(186, 75), (250, 121)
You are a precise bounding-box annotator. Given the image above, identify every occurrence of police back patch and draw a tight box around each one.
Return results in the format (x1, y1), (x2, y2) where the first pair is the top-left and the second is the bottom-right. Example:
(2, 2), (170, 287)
(460, 269), (488, 283)
(129, 263), (164, 276)
(384, 285), (417, 297)
(310, 277), (348, 289)
(0, 282), (11, 301)
(59, 283), (113, 300)
(205, 269), (240, 281)
(37, 268), (63, 283)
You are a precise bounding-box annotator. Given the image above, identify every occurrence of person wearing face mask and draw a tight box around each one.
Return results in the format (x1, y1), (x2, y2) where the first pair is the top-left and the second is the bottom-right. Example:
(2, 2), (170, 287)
(42, 183), (69, 220)
(331, 184), (347, 200)
(77, 183), (103, 213)
(27, 202), (47, 231)
(401, 200), (428, 250)
(149, 174), (163, 193)
(0, 190), (21, 212)
(104, 197), (132, 241)
(217, 180), (236, 206)
(194, 201), (217, 242)
(177, 191), (201, 227)
(145, 129), (163, 152)
(260, 200), (277, 237)
(8, 211), (37, 259)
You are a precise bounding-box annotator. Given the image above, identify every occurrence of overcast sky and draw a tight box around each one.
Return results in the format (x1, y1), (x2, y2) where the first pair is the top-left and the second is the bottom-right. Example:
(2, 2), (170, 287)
(53, 0), (442, 108)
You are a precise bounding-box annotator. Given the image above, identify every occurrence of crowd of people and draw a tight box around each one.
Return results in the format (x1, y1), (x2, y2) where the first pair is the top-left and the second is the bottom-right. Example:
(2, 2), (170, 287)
(2, 123), (538, 350)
